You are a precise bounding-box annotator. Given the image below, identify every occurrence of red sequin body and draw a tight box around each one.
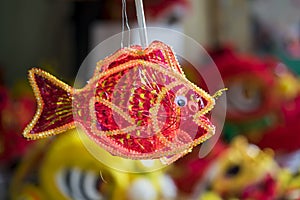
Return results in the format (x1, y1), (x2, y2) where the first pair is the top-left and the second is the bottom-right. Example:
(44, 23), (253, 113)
(23, 41), (217, 162)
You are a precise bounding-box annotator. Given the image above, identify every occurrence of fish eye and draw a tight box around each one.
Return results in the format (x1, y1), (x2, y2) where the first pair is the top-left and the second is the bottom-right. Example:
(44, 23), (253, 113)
(175, 96), (187, 107)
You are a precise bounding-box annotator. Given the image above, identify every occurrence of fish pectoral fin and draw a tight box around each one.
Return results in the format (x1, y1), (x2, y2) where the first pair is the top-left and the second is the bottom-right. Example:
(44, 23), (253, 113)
(22, 68), (75, 139)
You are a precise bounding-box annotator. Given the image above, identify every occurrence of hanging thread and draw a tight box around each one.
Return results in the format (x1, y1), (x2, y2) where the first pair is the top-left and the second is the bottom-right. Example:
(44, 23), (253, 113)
(121, 0), (131, 48)
(135, 0), (148, 48)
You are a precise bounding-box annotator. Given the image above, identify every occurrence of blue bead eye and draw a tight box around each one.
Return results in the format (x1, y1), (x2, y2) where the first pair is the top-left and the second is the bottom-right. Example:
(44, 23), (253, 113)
(175, 96), (187, 107)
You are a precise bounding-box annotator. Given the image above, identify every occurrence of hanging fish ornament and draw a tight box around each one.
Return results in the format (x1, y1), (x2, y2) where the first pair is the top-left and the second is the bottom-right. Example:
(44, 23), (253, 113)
(22, 41), (224, 164)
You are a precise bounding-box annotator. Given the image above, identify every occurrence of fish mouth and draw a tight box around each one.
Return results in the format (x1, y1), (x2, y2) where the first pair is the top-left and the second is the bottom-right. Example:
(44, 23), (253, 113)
(193, 114), (214, 130)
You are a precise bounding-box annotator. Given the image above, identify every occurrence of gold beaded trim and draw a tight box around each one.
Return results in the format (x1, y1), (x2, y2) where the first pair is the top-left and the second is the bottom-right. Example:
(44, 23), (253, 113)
(84, 119), (213, 160)
(22, 68), (75, 140)
(95, 96), (135, 125)
(149, 81), (184, 148)
(90, 96), (138, 136)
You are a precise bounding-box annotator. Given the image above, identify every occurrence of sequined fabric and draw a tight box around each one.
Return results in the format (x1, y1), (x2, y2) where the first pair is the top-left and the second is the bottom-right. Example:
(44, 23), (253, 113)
(23, 41), (218, 163)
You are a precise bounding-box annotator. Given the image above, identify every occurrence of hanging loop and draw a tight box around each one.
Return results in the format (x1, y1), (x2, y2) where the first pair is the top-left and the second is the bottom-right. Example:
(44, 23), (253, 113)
(121, 0), (131, 48)
(135, 0), (148, 48)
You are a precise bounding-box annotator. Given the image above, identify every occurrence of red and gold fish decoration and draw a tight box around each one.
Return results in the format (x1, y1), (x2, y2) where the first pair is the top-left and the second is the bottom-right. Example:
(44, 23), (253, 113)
(22, 41), (223, 164)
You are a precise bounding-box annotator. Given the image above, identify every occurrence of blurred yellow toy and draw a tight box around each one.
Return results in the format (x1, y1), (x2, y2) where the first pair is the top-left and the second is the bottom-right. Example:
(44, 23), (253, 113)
(10, 130), (129, 200)
(193, 137), (282, 200)
(10, 130), (177, 200)
(211, 137), (277, 194)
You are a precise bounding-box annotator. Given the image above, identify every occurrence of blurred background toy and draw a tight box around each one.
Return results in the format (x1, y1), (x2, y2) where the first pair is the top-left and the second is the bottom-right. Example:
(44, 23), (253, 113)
(171, 136), (300, 199)
(10, 129), (177, 200)
(258, 64), (300, 153)
(209, 47), (278, 142)
(170, 141), (227, 197)
(0, 79), (35, 165)
(0, 71), (36, 199)
(209, 47), (300, 154)
(10, 130), (129, 200)
(192, 137), (299, 200)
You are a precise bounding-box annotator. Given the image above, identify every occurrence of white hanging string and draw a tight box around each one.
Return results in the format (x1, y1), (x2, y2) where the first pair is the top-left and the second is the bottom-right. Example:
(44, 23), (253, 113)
(121, 0), (131, 48)
(121, 0), (148, 48)
(135, 0), (148, 48)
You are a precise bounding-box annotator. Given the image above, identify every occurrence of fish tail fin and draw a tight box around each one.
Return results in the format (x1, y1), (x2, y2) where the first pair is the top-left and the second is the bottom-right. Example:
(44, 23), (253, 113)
(23, 68), (75, 139)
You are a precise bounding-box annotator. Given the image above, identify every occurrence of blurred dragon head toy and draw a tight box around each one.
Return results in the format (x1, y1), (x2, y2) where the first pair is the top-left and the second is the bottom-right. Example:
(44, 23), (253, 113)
(209, 47), (280, 143)
(210, 47), (277, 122)
(10, 130), (129, 200)
(10, 129), (177, 200)
(210, 47), (300, 153)
(193, 137), (282, 200)
(258, 63), (300, 152)
(209, 137), (278, 197)
(172, 136), (300, 199)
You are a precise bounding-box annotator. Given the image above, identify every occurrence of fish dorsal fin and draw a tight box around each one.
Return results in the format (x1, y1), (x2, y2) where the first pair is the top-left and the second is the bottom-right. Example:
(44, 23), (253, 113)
(94, 41), (184, 76)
